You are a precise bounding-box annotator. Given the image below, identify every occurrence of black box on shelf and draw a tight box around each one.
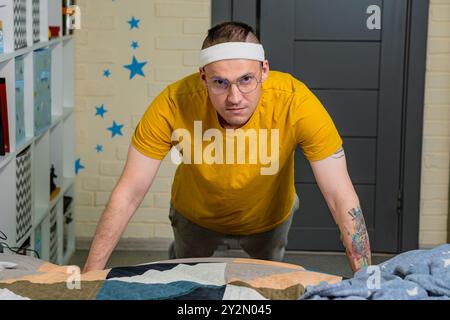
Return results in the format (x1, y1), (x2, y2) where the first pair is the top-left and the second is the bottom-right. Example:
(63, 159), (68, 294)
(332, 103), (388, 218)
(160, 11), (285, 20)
(63, 195), (73, 255)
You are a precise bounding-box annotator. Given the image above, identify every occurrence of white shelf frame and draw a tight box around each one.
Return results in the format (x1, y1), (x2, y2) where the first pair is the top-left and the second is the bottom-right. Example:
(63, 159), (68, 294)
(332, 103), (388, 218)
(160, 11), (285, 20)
(0, 0), (76, 264)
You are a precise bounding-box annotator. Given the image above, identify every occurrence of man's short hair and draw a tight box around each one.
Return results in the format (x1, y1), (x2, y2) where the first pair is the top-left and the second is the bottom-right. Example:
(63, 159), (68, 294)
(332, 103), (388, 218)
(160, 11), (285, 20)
(202, 21), (261, 50)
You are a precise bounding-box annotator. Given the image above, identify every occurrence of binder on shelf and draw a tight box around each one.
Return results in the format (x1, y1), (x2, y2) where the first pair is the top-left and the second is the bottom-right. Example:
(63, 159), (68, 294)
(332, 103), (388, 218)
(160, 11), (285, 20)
(16, 56), (26, 146)
(16, 146), (32, 243)
(1, 0), (76, 264)
(0, 93), (4, 156)
(49, 206), (57, 263)
(13, 0), (27, 50)
(63, 0), (73, 36)
(34, 48), (51, 136)
(34, 223), (42, 259)
(32, 0), (40, 43)
(0, 108), (6, 157)
(0, 20), (4, 54)
(0, 78), (10, 153)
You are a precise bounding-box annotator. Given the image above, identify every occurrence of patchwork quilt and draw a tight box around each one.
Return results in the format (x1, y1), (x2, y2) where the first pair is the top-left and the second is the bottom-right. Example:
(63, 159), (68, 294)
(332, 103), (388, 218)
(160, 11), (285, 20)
(0, 255), (342, 300)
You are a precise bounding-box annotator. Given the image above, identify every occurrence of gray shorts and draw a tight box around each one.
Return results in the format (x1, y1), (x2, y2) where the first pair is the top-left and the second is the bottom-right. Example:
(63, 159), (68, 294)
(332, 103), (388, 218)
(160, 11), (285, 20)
(168, 193), (300, 262)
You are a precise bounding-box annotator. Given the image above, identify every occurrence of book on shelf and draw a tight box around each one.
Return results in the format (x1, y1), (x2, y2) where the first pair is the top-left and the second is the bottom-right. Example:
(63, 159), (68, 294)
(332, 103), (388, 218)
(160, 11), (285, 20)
(13, 0), (27, 50)
(16, 146), (32, 243)
(0, 90), (4, 156)
(0, 20), (4, 54)
(16, 56), (26, 146)
(34, 48), (52, 136)
(48, 26), (60, 39)
(0, 78), (10, 154)
(32, 0), (40, 43)
(63, 0), (75, 36)
(49, 206), (58, 263)
(34, 223), (42, 259)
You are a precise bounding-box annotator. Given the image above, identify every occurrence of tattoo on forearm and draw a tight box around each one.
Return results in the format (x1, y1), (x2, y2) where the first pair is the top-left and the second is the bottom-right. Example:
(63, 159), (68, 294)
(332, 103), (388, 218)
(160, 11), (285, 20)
(332, 147), (345, 159)
(344, 207), (371, 268)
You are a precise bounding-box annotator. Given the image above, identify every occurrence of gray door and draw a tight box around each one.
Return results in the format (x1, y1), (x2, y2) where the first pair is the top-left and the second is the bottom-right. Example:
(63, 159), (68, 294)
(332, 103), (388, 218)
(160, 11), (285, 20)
(212, 0), (427, 253)
(260, 0), (407, 253)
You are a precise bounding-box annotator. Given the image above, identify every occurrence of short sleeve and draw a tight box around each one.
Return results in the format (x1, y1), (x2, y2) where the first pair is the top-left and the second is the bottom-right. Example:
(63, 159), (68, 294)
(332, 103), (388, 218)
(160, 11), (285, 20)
(131, 88), (175, 160)
(290, 86), (343, 162)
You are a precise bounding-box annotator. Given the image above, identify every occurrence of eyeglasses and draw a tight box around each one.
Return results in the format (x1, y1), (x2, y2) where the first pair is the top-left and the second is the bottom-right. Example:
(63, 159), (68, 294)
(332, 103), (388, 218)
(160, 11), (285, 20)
(206, 74), (262, 95)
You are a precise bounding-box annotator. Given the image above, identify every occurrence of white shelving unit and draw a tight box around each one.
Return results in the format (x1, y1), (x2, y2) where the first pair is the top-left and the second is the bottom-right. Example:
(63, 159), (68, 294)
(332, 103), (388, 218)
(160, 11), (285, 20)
(0, 0), (76, 265)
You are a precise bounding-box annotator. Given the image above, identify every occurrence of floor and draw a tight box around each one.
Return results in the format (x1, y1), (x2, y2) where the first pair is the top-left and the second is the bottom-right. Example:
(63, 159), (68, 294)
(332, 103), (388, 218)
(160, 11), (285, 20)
(69, 248), (394, 279)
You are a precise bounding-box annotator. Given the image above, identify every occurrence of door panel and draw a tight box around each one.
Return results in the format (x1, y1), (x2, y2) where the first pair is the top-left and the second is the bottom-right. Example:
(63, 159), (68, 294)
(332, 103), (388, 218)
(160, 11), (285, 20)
(211, 0), (415, 253)
(313, 90), (378, 137)
(291, 183), (375, 251)
(260, 0), (407, 252)
(295, 0), (382, 40)
(295, 138), (377, 184)
(293, 184), (375, 228)
(294, 42), (380, 89)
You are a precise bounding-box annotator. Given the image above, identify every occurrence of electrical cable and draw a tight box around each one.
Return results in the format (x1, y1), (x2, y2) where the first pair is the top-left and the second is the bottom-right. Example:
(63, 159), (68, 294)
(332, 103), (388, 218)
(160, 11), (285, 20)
(0, 229), (40, 259)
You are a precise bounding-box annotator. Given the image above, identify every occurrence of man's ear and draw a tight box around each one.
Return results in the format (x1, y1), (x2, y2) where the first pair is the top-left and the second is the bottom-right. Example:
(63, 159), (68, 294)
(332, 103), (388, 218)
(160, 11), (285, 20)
(261, 60), (270, 82)
(199, 67), (207, 85)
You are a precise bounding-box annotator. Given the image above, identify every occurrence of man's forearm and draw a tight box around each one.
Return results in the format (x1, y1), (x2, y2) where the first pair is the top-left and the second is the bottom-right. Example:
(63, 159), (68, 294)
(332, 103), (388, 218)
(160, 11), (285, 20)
(309, 146), (371, 273)
(338, 205), (372, 272)
(83, 192), (141, 272)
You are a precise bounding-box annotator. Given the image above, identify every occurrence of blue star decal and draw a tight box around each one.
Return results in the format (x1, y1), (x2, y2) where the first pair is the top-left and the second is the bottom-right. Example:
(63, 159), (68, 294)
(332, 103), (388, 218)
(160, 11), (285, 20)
(96, 145), (104, 153)
(107, 121), (124, 138)
(124, 56), (148, 79)
(131, 41), (139, 50)
(95, 104), (108, 118)
(75, 159), (85, 175)
(103, 68), (111, 78)
(128, 16), (140, 29)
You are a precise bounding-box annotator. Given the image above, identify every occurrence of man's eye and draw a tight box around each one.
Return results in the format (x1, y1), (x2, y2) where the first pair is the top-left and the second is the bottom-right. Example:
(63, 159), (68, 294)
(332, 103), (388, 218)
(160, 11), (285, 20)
(239, 76), (253, 84)
(213, 79), (227, 87)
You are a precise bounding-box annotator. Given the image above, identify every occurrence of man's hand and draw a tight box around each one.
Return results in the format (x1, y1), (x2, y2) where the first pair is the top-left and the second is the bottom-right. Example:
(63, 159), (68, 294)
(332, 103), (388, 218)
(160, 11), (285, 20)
(82, 145), (162, 273)
(309, 146), (372, 273)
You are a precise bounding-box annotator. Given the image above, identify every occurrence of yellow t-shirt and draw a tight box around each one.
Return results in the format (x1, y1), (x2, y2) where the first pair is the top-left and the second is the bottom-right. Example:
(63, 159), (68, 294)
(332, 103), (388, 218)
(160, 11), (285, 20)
(132, 70), (342, 235)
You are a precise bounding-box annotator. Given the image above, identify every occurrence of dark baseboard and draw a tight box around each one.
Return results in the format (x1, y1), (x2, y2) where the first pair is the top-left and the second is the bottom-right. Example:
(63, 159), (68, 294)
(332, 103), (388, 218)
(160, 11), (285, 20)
(76, 237), (173, 251)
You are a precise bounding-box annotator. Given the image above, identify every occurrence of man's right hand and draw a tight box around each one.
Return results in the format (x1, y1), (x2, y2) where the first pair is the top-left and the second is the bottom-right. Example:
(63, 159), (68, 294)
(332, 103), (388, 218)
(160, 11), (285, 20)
(80, 145), (163, 274)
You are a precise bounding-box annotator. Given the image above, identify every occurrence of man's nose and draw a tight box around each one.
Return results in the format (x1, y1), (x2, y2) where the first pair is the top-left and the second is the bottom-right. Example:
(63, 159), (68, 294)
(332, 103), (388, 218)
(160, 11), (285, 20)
(227, 83), (242, 104)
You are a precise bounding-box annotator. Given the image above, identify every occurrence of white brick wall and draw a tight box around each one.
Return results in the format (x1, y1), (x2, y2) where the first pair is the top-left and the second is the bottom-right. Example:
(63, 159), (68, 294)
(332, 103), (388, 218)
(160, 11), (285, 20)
(419, 0), (450, 248)
(74, 0), (210, 242)
(155, 3), (210, 18)
(74, 0), (448, 248)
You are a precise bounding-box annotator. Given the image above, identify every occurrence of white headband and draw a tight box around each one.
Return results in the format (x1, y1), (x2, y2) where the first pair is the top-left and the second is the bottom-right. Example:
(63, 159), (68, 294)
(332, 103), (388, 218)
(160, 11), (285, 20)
(199, 42), (265, 67)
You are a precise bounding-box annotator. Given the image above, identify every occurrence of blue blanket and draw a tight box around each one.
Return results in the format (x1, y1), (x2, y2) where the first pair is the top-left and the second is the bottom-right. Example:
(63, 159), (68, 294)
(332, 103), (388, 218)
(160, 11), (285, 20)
(300, 244), (450, 300)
